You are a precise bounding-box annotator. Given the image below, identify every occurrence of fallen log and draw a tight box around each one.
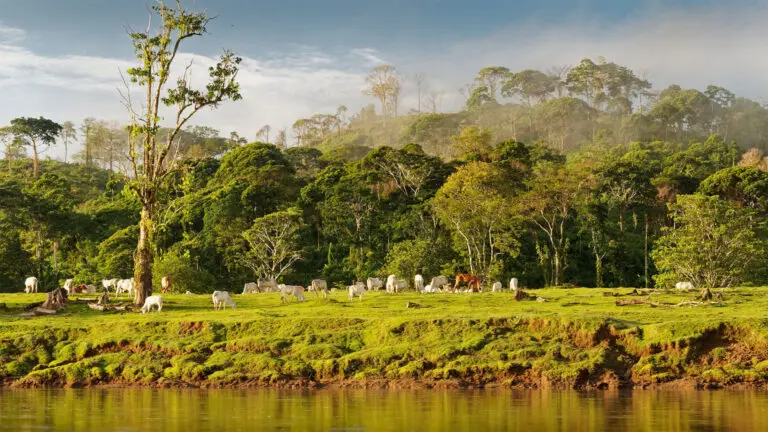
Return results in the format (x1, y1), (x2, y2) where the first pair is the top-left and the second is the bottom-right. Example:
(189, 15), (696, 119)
(32, 307), (58, 315)
(616, 298), (648, 306)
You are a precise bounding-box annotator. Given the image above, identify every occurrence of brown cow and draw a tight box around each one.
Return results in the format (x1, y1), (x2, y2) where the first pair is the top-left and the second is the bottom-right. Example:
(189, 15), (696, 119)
(161, 276), (171, 294)
(454, 274), (482, 292)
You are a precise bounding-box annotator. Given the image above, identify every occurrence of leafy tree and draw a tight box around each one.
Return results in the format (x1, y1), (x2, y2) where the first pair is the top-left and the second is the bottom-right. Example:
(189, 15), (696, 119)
(652, 194), (765, 288)
(502, 69), (557, 105)
(521, 162), (594, 286)
(699, 166), (768, 214)
(451, 126), (493, 159)
(432, 162), (521, 279)
(123, 1), (241, 305)
(239, 208), (305, 281)
(9, 117), (62, 178)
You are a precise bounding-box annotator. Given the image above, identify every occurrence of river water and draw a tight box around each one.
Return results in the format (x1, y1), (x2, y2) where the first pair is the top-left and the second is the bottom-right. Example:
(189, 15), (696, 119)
(1, 388), (767, 431)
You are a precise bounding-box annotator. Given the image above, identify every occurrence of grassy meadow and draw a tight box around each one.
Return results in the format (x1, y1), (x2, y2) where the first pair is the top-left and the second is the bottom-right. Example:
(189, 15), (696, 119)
(2, 287), (768, 389)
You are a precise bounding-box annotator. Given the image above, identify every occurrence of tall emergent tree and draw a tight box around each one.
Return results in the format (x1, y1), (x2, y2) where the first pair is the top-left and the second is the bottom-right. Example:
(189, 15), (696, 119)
(124, 0), (241, 305)
(9, 117), (62, 178)
(59, 121), (77, 163)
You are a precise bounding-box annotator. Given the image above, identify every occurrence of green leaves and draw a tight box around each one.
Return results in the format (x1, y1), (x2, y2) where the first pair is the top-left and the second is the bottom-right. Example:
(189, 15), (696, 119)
(652, 194), (766, 288)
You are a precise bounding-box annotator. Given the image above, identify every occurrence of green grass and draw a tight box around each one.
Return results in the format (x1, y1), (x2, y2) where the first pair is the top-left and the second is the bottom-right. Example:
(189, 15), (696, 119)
(2, 287), (768, 389)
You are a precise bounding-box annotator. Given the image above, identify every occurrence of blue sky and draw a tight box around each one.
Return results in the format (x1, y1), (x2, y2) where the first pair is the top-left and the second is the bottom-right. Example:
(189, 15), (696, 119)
(0, 0), (766, 158)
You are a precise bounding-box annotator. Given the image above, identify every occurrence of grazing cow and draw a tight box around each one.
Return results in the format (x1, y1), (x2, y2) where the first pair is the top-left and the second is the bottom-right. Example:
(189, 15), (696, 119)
(396, 279), (407, 292)
(509, 278), (519, 291)
(24, 276), (38, 294)
(140, 295), (163, 313)
(85, 284), (97, 294)
(212, 291), (236, 310)
(414, 275), (425, 293)
(675, 281), (695, 290)
(102, 278), (119, 293)
(348, 282), (365, 301)
(367, 277), (384, 291)
(454, 274), (481, 292)
(386, 274), (400, 294)
(279, 284), (306, 303)
(185, 290), (193, 295)
(243, 282), (259, 294)
(310, 279), (328, 298)
(429, 276), (449, 291)
(423, 284), (434, 293)
(492, 282), (502, 292)
(72, 284), (88, 294)
(258, 279), (278, 293)
(63, 279), (75, 294)
(161, 276), (171, 294)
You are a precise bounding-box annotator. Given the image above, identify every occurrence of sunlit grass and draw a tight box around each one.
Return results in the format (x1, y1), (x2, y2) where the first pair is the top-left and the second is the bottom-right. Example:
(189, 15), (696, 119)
(2, 287), (768, 388)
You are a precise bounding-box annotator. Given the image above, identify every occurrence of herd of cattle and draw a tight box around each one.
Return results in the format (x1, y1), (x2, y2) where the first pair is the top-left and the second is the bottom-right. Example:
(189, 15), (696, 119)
(241, 273), (522, 301)
(20, 272), (699, 314)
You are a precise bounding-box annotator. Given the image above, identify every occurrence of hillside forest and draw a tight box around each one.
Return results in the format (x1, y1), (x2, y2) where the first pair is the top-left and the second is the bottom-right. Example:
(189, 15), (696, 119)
(3, 55), (768, 293)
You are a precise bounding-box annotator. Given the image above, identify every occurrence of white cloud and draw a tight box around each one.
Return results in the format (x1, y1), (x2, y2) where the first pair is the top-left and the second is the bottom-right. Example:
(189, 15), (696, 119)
(1, 4), (768, 161)
(0, 23), (26, 44)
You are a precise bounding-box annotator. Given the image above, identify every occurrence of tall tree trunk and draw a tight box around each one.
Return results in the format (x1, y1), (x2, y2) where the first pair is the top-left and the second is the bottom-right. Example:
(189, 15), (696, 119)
(553, 248), (561, 286)
(32, 142), (39, 178)
(133, 207), (154, 306)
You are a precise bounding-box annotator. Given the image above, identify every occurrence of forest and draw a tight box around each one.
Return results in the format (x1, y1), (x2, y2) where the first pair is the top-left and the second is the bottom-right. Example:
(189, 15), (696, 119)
(3, 53), (768, 294)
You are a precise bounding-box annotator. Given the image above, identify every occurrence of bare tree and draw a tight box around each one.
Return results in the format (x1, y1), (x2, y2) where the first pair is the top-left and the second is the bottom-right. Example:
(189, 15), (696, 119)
(363, 65), (400, 119)
(412, 73), (427, 113)
(59, 121), (77, 163)
(256, 124), (271, 143)
(122, 0), (241, 306)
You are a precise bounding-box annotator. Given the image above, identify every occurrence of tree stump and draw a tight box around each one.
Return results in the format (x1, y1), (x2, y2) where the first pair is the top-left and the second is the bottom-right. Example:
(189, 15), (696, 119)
(97, 292), (109, 306)
(41, 288), (68, 310)
(513, 290), (533, 301)
(406, 302), (423, 309)
(715, 292), (725, 302)
(699, 287), (713, 302)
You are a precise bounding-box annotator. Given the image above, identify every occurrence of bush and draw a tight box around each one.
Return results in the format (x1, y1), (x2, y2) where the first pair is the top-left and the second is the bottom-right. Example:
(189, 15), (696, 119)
(153, 248), (215, 293)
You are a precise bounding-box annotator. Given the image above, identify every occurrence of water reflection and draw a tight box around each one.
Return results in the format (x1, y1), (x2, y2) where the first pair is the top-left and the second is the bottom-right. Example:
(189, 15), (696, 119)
(0, 388), (766, 431)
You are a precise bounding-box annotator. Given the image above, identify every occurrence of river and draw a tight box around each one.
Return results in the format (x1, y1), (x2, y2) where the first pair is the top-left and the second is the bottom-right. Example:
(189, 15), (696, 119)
(1, 388), (766, 431)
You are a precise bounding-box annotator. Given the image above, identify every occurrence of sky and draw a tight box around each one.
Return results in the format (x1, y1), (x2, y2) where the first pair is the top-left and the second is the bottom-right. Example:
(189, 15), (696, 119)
(0, 0), (767, 158)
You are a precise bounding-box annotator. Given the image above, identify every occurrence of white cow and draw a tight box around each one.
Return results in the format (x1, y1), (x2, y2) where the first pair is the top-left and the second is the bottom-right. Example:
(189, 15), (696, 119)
(279, 284), (306, 303)
(509, 278), (519, 291)
(84, 284), (97, 294)
(414, 275), (425, 293)
(243, 282), (259, 294)
(258, 279), (278, 293)
(675, 281), (695, 290)
(212, 291), (236, 310)
(429, 276), (450, 291)
(492, 282), (502, 292)
(115, 278), (134, 296)
(423, 284), (434, 293)
(396, 279), (407, 292)
(24, 276), (38, 294)
(310, 279), (328, 298)
(348, 282), (365, 301)
(102, 278), (119, 293)
(386, 274), (399, 294)
(63, 279), (74, 294)
(367, 277), (384, 291)
(140, 295), (163, 313)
